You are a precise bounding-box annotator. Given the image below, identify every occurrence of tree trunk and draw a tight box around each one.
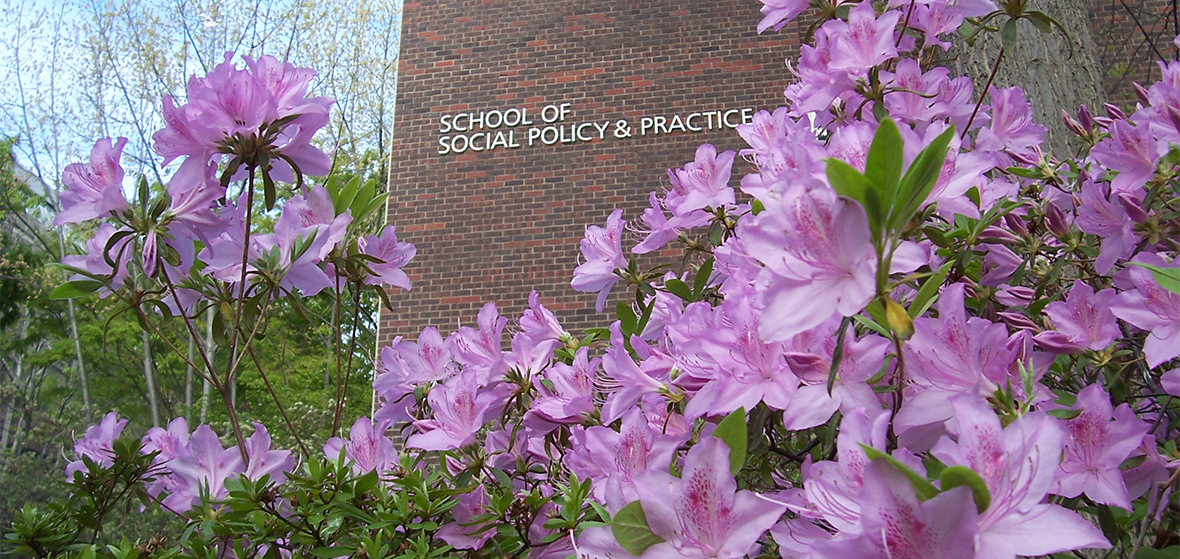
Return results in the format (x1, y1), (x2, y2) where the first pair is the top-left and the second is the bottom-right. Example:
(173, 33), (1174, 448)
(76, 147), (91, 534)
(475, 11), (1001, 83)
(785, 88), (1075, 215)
(200, 308), (215, 424)
(142, 329), (161, 427)
(184, 329), (195, 421)
(950, 0), (1104, 157)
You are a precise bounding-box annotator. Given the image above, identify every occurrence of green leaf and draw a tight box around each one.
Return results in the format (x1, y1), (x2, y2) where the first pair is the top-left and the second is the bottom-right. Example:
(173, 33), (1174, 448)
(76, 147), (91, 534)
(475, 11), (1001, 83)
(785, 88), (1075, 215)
(1025, 11), (1054, 34)
(355, 469), (380, 495)
(310, 547), (353, 558)
(893, 125), (955, 232)
(617, 301), (638, 337)
(712, 407), (748, 475)
(826, 158), (883, 236)
(1047, 408), (1082, 420)
(1001, 19), (1018, 51)
(693, 258), (714, 299)
(866, 117), (904, 207)
(262, 167), (277, 211)
(610, 501), (666, 556)
(664, 278), (692, 302)
(909, 261), (953, 318)
(350, 179), (377, 216)
(1128, 262), (1180, 295)
(1135, 547), (1180, 559)
(50, 280), (104, 299)
(334, 176), (361, 215)
(938, 466), (991, 513)
(861, 447), (939, 501)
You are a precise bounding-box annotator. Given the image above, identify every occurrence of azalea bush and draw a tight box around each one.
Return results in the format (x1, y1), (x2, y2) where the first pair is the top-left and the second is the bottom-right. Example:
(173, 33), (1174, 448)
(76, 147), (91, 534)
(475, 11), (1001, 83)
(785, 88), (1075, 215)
(5, 1), (1180, 559)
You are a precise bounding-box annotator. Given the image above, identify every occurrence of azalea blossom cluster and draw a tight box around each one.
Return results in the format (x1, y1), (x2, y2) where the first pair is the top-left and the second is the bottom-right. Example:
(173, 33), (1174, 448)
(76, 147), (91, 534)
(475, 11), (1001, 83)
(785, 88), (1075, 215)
(55, 52), (414, 305)
(50, 1), (1180, 559)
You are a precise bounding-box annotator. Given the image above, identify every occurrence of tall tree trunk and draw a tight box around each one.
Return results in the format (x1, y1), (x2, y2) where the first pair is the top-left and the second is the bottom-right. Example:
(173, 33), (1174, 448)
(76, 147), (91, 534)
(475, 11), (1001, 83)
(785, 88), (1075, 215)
(184, 330), (195, 421)
(0, 318), (25, 453)
(951, 0), (1104, 156)
(142, 329), (161, 427)
(200, 308), (215, 423)
(56, 229), (91, 421)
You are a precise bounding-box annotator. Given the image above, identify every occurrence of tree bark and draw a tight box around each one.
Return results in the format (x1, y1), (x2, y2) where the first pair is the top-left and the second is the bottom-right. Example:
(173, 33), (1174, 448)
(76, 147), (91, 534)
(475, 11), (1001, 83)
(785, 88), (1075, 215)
(950, 0), (1105, 157)
(142, 329), (161, 428)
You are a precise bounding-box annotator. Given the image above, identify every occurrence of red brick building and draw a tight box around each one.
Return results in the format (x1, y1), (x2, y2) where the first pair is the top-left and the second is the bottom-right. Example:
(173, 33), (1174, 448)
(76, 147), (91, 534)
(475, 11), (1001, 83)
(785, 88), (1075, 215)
(379, 0), (1180, 346)
(378, 0), (801, 345)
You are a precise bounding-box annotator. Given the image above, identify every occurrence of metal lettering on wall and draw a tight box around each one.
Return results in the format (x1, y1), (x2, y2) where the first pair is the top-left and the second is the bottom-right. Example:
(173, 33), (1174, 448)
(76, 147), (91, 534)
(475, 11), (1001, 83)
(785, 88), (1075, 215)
(436, 102), (755, 155)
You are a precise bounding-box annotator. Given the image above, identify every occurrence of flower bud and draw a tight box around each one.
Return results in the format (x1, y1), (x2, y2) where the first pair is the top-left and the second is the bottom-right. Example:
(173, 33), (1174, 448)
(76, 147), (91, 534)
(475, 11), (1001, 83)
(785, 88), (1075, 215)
(999, 311), (1041, 331)
(1033, 331), (1085, 354)
(1004, 213), (1030, 236)
(1045, 202), (1070, 238)
(884, 297), (914, 341)
(1077, 104), (1095, 130)
(1104, 103), (1127, 121)
(995, 285), (1036, 307)
(1117, 192), (1148, 223)
(1165, 106), (1180, 137)
(979, 225), (1021, 244)
(1093, 116), (1114, 129)
(1133, 82), (1150, 105)
(1007, 148), (1040, 167)
(1062, 110), (1087, 137)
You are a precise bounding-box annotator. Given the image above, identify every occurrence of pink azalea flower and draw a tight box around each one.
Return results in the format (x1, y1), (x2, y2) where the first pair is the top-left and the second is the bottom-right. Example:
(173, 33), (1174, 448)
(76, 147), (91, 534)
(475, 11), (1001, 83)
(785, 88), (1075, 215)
(61, 223), (132, 292)
(323, 417), (398, 475)
(396, 327), (457, 384)
(283, 185), (352, 258)
(372, 340), (417, 424)
(665, 144), (736, 218)
(882, 59), (949, 125)
(54, 137), (130, 225)
(449, 302), (510, 384)
(811, 460), (979, 559)
(632, 192), (682, 255)
(931, 396), (1110, 559)
(896, 283), (1017, 448)
(781, 317), (888, 430)
(166, 425), (245, 511)
(975, 86), (1047, 155)
(519, 290), (568, 349)
(1163, 368), (1180, 397)
(256, 206), (334, 296)
(436, 485), (495, 550)
(572, 209), (627, 312)
(686, 288), (799, 419)
(141, 418), (192, 505)
(744, 186), (877, 342)
(1035, 280), (1120, 353)
(359, 225), (416, 290)
(1091, 119), (1164, 193)
(826, 2), (902, 75)
(564, 408), (682, 511)
(799, 409), (891, 535)
(66, 412), (129, 480)
(243, 423), (293, 485)
(632, 437), (788, 559)
(1076, 180), (1138, 275)
(152, 53), (332, 189)
(1110, 254), (1180, 368)
(1053, 384), (1150, 509)
(405, 370), (506, 451)
(756, 0), (810, 33)
(599, 323), (670, 425)
(528, 346), (598, 427)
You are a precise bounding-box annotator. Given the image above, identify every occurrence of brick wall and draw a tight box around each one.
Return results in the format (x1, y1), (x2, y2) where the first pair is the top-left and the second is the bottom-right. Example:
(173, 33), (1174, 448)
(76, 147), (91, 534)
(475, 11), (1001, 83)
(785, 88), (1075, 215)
(378, 0), (801, 346)
(378, 0), (1176, 348)
(1090, 0), (1178, 106)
